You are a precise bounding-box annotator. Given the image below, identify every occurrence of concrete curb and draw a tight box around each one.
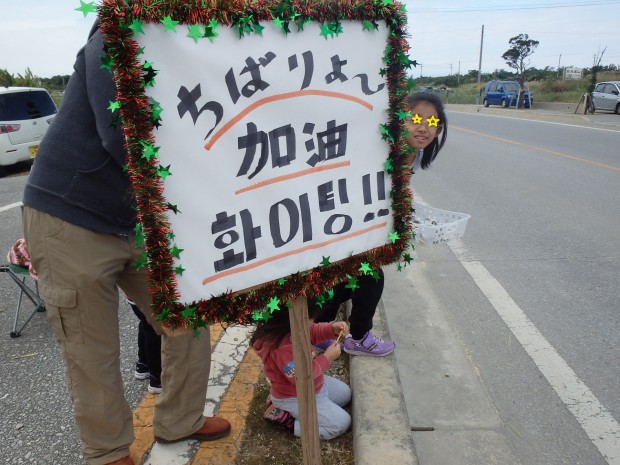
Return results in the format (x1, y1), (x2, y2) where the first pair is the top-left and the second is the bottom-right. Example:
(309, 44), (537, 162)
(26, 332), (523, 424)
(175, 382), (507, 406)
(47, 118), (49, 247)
(348, 300), (418, 465)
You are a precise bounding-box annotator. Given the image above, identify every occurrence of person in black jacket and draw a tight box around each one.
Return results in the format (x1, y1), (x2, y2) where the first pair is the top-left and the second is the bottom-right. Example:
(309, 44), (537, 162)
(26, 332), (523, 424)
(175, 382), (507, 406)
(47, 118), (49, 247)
(22, 23), (230, 465)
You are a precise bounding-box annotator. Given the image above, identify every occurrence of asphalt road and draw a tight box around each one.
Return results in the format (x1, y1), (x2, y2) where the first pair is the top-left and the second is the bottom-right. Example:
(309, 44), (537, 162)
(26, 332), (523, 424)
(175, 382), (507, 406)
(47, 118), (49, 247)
(1, 107), (618, 464)
(385, 107), (620, 464)
(0, 174), (146, 464)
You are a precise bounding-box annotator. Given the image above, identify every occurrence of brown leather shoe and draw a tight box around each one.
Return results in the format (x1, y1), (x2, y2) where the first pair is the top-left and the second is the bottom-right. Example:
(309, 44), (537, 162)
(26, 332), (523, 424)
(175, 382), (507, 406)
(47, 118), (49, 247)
(104, 456), (134, 465)
(155, 416), (231, 444)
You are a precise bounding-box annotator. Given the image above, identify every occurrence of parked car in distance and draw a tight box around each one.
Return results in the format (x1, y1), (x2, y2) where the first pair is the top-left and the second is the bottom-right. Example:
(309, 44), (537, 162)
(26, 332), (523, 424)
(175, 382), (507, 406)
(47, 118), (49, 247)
(483, 80), (532, 108)
(0, 86), (58, 176)
(591, 81), (620, 114)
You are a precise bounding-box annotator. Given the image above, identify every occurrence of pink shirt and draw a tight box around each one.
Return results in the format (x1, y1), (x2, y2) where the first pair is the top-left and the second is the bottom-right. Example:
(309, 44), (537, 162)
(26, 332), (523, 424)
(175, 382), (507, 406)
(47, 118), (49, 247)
(252, 322), (335, 399)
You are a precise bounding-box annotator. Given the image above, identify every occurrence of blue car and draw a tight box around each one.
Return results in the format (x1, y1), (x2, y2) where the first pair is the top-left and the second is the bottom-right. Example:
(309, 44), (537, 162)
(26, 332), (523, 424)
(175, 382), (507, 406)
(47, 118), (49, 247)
(483, 80), (532, 108)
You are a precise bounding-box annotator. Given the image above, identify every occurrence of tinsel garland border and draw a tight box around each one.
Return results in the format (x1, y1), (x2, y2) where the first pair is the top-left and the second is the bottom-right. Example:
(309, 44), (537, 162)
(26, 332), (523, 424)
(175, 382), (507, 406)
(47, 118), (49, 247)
(97, 0), (414, 329)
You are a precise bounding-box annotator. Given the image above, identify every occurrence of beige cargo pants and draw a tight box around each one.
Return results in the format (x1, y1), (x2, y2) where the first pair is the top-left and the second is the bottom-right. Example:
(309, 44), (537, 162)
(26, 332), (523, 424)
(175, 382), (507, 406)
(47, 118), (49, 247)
(23, 207), (211, 465)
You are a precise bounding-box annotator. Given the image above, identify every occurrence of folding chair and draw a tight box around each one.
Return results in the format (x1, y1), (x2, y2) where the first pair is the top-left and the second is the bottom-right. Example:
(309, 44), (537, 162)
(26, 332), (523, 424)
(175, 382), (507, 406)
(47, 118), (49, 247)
(1, 239), (46, 338)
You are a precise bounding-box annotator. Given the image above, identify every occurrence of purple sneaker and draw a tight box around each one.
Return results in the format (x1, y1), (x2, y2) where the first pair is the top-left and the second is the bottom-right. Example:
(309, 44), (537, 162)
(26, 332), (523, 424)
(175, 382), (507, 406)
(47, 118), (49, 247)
(343, 331), (395, 356)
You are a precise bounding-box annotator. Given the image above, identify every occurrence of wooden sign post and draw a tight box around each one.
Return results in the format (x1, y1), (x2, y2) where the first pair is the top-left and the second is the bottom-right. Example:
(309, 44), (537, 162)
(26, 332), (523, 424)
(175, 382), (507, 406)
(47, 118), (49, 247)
(289, 297), (322, 465)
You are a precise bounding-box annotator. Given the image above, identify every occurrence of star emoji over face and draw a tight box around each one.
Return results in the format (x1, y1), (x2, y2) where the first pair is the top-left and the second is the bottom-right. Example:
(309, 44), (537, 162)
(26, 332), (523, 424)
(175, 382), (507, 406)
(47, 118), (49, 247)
(412, 113), (422, 124)
(426, 115), (440, 127)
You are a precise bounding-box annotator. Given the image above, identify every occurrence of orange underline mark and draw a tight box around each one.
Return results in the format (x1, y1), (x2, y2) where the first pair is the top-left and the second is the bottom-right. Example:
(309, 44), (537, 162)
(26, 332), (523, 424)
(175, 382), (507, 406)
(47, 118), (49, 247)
(204, 89), (374, 151)
(201, 221), (388, 286)
(235, 160), (351, 195)
(453, 125), (620, 173)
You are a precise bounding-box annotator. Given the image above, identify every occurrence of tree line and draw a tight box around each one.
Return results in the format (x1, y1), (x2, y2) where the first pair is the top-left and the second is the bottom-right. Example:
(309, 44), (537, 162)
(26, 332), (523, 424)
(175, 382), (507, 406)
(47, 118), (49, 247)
(0, 67), (70, 92)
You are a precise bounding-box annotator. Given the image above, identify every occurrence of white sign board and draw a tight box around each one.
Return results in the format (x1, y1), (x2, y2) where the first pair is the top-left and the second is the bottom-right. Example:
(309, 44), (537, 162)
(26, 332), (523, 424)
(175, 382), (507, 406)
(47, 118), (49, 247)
(135, 22), (392, 303)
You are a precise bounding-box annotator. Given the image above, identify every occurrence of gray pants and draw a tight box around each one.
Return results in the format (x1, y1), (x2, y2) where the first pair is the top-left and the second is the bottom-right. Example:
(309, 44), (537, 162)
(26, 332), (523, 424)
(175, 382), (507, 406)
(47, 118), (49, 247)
(23, 207), (211, 465)
(272, 375), (351, 440)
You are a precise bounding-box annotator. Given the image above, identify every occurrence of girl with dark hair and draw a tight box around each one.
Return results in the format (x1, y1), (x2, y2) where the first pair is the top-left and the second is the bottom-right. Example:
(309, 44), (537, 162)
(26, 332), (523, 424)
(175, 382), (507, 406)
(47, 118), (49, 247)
(404, 91), (448, 171)
(313, 92), (449, 355)
(250, 304), (351, 440)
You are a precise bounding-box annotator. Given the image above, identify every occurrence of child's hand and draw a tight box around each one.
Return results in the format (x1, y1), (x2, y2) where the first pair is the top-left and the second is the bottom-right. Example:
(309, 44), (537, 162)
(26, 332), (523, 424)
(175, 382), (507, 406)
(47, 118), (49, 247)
(324, 341), (342, 361)
(331, 321), (349, 338)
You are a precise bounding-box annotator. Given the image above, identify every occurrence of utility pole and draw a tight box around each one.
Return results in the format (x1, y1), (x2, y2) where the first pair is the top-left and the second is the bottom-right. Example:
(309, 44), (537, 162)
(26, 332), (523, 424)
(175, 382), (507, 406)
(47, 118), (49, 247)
(458, 61), (461, 86)
(476, 25), (484, 105)
(557, 54), (562, 79)
(420, 64), (423, 78)
(450, 63), (453, 76)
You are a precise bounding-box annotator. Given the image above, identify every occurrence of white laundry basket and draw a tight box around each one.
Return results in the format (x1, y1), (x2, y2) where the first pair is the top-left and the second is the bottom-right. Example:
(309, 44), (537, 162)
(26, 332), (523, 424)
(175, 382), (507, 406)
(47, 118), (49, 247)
(412, 202), (471, 245)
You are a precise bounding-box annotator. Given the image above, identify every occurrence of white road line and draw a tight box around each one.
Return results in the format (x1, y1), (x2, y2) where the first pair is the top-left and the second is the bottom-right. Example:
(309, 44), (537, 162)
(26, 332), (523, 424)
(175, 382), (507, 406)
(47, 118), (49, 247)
(144, 325), (252, 465)
(449, 109), (620, 133)
(448, 238), (620, 465)
(0, 201), (22, 213)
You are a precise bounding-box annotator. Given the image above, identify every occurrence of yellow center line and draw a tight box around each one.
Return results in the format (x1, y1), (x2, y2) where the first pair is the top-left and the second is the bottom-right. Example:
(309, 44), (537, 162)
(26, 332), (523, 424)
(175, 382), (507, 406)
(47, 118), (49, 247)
(129, 324), (227, 464)
(453, 125), (620, 173)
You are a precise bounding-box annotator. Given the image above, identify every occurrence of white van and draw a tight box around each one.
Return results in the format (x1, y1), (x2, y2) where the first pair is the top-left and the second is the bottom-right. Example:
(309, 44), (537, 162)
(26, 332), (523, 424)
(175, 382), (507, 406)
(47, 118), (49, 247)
(0, 87), (58, 176)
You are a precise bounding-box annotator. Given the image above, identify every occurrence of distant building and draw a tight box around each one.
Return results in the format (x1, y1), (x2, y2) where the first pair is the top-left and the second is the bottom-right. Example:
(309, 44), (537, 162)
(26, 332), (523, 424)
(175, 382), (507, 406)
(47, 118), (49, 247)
(563, 67), (583, 80)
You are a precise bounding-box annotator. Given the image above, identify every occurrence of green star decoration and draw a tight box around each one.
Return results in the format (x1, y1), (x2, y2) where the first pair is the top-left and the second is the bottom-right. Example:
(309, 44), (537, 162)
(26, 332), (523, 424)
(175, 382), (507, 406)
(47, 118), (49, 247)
(140, 141), (159, 161)
(402, 252), (413, 265)
(167, 203), (180, 214)
(174, 265), (186, 275)
(345, 276), (360, 292)
(320, 256), (331, 266)
(314, 294), (326, 308)
(380, 124), (394, 143)
(75, 0), (96, 17)
(362, 20), (379, 31)
(328, 21), (343, 36)
(181, 305), (196, 319)
(295, 18), (311, 32)
(384, 159), (393, 173)
(277, 277), (286, 286)
(100, 55), (113, 72)
(161, 15), (179, 32)
(252, 308), (272, 322)
(254, 23), (265, 35)
(359, 262), (373, 275)
(143, 62), (158, 87)
(396, 110), (411, 121)
(133, 223), (144, 248)
(396, 262), (403, 272)
(129, 19), (145, 35)
(319, 23), (333, 39)
(388, 231), (400, 243)
(150, 101), (163, 121)
(107, 101), (120, 113)
(169, 244), (183, 258)
(187, 24), (204, 43)
(205, 21), (219, 42)
(267, 296), (280, 312)
(157, 165), (171, 180)
(326, 289), (335, 300)
(133, 251), (148, 270)
(273, 18), (290, 35)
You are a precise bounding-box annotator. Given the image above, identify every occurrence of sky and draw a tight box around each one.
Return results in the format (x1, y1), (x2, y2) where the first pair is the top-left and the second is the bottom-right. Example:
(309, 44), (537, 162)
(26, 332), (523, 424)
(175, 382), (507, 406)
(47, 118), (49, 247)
(1, 0), (618, 79)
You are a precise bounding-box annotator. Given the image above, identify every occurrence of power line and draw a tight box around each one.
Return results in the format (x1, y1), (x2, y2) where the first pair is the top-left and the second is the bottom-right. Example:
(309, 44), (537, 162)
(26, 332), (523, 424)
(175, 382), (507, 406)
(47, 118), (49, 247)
(412, 1), (620, 13)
